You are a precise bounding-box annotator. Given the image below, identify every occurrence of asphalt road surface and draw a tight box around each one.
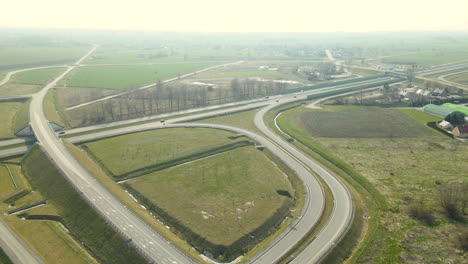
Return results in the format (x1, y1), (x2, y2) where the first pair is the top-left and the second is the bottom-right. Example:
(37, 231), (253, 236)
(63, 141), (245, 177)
(252, 99), (353, 264)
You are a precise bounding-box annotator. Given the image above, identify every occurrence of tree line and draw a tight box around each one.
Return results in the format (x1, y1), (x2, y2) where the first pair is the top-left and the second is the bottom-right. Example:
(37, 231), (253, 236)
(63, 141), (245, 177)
(71, 78), (290, 126)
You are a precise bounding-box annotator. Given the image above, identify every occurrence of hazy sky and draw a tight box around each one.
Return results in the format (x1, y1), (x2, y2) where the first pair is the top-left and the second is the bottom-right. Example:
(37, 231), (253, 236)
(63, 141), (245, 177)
(2, 0), (468, 32)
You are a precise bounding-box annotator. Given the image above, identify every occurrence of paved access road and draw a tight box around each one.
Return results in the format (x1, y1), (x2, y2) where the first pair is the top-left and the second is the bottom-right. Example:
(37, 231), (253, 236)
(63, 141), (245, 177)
(250, 98), (353, 264)
(0, 219), (44, 264)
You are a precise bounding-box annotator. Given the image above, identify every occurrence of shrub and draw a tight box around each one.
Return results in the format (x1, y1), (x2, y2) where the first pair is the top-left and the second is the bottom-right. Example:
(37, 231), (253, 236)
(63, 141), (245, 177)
(408, 204), (436, 225)
(457, 228), (468, 251)
(439, 182), (467, 221)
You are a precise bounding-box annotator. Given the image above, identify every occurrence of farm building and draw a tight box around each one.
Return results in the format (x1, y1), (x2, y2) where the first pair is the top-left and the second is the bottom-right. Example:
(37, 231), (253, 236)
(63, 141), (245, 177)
(438, 120), (453, 129)
(442, 103), (468, 116)
(422, 104), (454, 118)
(452, 124), (468, 138)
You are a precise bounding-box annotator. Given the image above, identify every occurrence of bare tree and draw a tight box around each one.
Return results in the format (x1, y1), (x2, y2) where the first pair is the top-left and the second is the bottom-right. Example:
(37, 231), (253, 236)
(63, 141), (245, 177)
(406, 64), (416, 88)
(230, 78), (240, 100)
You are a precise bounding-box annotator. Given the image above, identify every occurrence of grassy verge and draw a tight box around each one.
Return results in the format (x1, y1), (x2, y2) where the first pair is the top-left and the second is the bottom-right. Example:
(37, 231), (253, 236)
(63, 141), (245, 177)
(0, 247), (13, 264)
(198, 109), (262, 134)
(44, 88), (70, 128)
(6, 220), (94, 264)
(21, 145), (147, 264)
(13, 100), (30, 133)
(0, 101), (28, 139)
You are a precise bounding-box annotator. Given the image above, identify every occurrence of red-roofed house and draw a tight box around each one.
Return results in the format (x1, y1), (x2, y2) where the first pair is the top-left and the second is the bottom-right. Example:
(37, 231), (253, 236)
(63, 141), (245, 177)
(452, 124), (468, 138)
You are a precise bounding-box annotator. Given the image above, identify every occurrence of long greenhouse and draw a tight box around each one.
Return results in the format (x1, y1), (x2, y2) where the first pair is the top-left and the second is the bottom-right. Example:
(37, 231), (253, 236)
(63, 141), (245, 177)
(441, 103), (468, 116)
(422, 104), (455, 117)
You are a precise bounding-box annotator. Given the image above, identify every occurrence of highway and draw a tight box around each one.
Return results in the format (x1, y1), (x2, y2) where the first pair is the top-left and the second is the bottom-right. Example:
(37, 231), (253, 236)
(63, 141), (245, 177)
(44, 88), (354, 264)
(416, 62), (468, 76)
(54, 93), (351, 263)
(27, 46), (203, 264)
(2, 45), (467, 264)
(26, 54), (325, 263)
(253, 103), (352, 263)
(0, 218), (44, 264)
(6, 45), (395, 264)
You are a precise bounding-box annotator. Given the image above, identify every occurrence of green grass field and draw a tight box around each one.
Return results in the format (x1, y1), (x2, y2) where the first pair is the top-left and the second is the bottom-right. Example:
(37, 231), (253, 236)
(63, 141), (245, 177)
(196, 69), (291, 79)
(381, 51), (468, 65)
(10, 68), (64, 85)
(297, 107), (437, 138)
(0, 101), (29, 139)
(0, 47), (87, 69)
(277, 105), (468, 263)
(0, 166), (16, 200)
(126, 146), (293, 247)
(397, 108), (442, 124)
(43, 89), (65, 128)
(445, 71), (468, 85)
(65, 63), (215, 89)
(82, 128), (244, 176)
(199, 109), (261, 133)
(21, 145), (147, 264)
(84, 47), (253, 65)
(85, 48), (187, 64)
(347, 67), (381, 77)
